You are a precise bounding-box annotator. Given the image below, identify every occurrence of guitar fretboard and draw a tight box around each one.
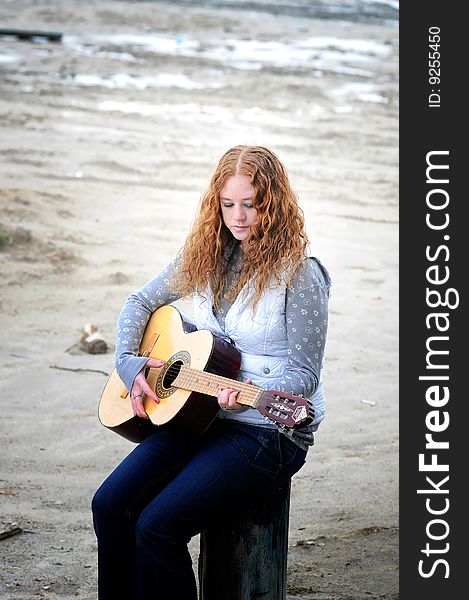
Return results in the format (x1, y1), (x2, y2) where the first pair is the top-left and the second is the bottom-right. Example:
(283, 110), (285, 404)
(173, 366), (262, 407)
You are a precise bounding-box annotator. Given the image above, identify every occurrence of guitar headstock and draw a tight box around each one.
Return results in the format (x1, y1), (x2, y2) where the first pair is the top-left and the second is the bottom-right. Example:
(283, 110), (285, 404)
(256, 390), (314, 428)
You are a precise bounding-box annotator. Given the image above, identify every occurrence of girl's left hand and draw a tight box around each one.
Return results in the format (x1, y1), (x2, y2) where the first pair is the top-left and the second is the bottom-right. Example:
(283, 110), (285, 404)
(218, 379), (252, 411)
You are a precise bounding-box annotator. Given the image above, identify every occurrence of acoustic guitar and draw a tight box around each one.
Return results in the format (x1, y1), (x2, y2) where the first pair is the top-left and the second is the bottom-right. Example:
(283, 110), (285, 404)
(98, 305), (313, 443)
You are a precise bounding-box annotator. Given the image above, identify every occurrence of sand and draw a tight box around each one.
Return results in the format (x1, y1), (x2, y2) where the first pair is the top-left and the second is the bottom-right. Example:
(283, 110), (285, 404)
(0, 1), (398, 598)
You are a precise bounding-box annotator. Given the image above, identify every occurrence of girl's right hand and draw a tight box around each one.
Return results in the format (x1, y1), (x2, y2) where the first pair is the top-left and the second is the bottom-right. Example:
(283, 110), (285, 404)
(130, 358), (165, 419)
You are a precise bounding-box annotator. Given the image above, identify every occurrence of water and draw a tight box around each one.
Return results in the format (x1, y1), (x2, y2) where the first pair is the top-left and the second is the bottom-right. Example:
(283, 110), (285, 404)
(64, 32), (393, 77)
(0, 0), (398, 107)
(135, 0), (399, 25)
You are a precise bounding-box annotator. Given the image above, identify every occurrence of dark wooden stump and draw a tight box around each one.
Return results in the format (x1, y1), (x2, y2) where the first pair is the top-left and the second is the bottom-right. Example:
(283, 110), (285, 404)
(198, 480), (291, 600)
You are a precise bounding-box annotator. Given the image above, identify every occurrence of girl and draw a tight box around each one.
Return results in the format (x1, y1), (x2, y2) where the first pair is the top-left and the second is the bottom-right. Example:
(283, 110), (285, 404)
(92, 145), (331, 599)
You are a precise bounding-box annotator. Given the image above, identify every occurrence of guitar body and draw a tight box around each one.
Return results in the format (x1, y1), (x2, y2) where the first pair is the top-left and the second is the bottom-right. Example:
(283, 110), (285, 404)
(98, 305), (241, 443)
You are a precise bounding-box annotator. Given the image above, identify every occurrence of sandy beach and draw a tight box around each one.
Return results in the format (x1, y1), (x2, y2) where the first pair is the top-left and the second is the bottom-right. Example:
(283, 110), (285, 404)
(0, 1), (399, 598)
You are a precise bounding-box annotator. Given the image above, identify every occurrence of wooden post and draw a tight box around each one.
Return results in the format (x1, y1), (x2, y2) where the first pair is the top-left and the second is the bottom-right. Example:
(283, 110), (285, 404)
(198, 480), (291, 600)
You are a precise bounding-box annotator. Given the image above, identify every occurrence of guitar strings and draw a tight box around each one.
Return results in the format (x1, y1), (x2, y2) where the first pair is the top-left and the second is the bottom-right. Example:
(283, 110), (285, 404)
(152, 363), (259, 404)
(152, 364), (304, 407)
(146, 363), (310, 425)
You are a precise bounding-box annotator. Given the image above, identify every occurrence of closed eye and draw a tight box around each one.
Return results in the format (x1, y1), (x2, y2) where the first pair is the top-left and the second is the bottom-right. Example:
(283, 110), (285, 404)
(221, 202), (254, 209)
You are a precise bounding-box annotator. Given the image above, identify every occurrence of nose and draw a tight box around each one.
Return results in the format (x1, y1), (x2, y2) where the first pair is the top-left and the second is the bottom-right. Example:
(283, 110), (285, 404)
(233, 205), (246, 222)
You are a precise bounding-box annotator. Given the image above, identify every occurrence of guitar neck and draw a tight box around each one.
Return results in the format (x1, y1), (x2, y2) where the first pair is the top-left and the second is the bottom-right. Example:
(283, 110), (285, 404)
(173, 366), (263, 408)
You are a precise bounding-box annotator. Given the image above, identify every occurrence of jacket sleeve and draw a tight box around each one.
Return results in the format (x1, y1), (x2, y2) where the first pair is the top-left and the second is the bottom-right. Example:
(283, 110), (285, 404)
(115, 258), (182, 392)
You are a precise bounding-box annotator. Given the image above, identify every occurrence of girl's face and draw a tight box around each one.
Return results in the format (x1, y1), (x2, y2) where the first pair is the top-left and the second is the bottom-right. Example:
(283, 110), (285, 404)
(220, 174), (258, 252)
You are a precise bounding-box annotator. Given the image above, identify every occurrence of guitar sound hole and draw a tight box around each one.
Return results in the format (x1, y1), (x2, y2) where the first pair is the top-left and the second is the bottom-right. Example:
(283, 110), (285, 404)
(162, 360), (183, 389)
(156, 350), (190, 399)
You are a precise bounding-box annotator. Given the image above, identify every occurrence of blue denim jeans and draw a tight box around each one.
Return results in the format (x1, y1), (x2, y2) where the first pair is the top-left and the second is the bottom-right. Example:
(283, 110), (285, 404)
(92, 419), (307, 600)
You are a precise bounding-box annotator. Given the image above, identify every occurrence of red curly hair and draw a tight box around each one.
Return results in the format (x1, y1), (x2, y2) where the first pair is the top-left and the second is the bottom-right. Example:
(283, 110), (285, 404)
(172, 145), (309, 310)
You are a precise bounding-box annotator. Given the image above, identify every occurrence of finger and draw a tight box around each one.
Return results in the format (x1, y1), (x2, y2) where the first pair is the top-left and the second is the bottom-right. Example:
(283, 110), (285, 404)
(131, 397), (148, 420)
(218, 387), (236, 407)
(227, 389), (241, 409)
(146, 358), (165, 368)
(220, 387), (237, 394)
(218, 387), (230, 400)
(219, 388), (240, 409)
(133, 368), (160, 405)
(217, 394), (229, 408)
(141, 383), (160, 405)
